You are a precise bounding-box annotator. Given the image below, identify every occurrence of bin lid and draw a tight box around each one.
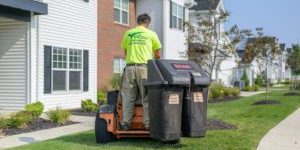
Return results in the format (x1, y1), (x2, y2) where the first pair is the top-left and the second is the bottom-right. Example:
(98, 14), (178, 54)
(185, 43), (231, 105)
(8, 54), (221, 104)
(147, 59), (211, 86)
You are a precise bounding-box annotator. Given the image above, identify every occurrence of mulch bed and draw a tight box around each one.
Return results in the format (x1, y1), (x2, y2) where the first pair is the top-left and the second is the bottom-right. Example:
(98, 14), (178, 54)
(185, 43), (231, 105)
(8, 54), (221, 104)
(209, 96), (241, 103)
(284, 92), (300, 96)
(252, 100), (281, 105)
(70, 109), (97, 116)
(207, 119), (238, 130)
(3, 118), (77, 136)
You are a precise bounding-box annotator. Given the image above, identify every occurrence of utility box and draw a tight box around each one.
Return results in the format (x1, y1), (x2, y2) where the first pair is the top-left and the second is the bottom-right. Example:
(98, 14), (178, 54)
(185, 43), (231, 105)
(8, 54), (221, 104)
(147, 59), (210, 142)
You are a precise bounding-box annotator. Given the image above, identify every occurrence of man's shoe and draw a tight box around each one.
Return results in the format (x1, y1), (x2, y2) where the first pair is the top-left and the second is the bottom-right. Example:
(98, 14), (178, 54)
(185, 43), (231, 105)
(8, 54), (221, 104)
(144, 125), (149, 130)
(119, 122), (131, 131)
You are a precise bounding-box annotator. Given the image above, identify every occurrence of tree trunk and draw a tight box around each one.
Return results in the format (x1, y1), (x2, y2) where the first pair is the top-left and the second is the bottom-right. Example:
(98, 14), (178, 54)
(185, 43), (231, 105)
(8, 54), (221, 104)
(265, 59), (269, 101)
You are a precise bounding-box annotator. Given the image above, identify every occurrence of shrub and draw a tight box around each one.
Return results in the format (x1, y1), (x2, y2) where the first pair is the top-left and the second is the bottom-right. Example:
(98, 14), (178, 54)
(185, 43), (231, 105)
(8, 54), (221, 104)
(46, 108), (71, 125)
(110, 74), (122, 90)
(241, 69), (250, 86)
(97, 91), (107, 104)
(0, 116), (7, 130)
(209, 83), (225, 99)
(223, 87), (232, 97)
(81, 99), (98, 112)
(253, 85), (259, 91)
(281, 80), (291, 84)
(255, 75), (264, 87)
(7, 111), (31, 128)
(231, 87), (241, 97)
(25, 101), (44, 121)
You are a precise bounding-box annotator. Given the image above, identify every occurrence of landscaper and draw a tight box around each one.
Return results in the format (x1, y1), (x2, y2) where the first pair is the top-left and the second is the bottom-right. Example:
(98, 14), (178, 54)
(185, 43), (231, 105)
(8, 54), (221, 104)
(120, 13), (162, 130)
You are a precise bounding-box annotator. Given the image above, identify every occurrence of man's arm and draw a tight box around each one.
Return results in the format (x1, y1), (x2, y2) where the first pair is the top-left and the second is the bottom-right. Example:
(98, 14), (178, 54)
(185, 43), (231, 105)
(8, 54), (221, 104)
(154, 50), (160, 59)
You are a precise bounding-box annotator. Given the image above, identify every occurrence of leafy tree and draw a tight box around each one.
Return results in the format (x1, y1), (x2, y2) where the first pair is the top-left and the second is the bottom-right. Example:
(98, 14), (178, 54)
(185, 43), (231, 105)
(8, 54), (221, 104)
(255, 74), (264, 87)
(286, 44), (300, 93)
(186, 0), (251, 79)
(243, 28), (281, 101)
(240, 69), (250, 86)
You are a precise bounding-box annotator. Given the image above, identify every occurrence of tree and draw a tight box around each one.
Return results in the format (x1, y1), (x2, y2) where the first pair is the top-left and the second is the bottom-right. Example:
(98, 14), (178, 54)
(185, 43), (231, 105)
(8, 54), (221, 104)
(240, 69), (250, 86)
(243, 29), (281, 102)
(186, 0), (251, 80)
(286, 44), (300, 93)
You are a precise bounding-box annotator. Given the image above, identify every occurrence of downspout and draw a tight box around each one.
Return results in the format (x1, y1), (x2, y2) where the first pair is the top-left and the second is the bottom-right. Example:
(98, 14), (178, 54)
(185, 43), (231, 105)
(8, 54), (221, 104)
(36, 15), (40, 102)
(162, 0), (167, 59)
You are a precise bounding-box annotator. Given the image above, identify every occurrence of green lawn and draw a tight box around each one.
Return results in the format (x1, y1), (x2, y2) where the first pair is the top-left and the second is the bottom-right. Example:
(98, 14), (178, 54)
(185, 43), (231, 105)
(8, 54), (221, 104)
(10, 90), (300, 150)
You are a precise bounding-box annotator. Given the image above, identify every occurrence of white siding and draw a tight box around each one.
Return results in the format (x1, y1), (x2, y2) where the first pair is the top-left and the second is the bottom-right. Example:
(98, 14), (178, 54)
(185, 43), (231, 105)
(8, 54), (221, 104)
(0, 17), (28, 111)
(163, 0), (187, 60)
(35, 0), (97, 110)
(136, 0), (163, 42)
(136, 0), (187, 60)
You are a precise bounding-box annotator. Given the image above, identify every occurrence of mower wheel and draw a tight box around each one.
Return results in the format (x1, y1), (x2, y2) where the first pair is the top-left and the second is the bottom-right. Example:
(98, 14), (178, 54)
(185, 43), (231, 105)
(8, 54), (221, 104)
(95, 113), (114, 143)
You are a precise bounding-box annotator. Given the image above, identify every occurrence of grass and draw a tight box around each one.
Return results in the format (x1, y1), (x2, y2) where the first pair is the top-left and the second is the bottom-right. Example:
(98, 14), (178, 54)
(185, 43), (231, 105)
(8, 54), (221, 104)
(10, 90), (300, 150)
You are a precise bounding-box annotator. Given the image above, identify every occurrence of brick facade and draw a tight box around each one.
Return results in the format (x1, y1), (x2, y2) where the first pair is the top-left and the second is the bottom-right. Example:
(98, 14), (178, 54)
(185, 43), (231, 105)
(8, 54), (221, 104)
(98, 0), (136, 90)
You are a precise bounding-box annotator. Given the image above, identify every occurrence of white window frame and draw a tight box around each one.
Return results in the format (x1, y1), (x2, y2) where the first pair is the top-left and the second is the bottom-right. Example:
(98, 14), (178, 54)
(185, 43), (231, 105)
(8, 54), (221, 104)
(113, 58), (126, 74)
(171, 2), (184, 30)
(51, 47), (83, 93)
(114, 0), (129, 25)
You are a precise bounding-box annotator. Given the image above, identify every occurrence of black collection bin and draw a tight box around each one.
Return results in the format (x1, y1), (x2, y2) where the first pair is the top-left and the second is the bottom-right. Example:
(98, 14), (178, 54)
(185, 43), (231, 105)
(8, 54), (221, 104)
(182, 86), (209, 137)
(147, 59), (210, 142)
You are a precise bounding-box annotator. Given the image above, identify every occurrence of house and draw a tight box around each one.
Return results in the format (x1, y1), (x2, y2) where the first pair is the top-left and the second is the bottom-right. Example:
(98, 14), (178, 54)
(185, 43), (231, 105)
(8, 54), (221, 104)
(234, 38), (286, 85)
(0, 0), (97, 111)
(189, 0), (237, 86)
(98, 0), (188, 90)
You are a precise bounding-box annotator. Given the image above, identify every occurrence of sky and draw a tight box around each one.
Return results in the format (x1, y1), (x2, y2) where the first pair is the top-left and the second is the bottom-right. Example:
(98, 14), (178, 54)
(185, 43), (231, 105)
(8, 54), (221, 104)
(223, 0), (300, 48)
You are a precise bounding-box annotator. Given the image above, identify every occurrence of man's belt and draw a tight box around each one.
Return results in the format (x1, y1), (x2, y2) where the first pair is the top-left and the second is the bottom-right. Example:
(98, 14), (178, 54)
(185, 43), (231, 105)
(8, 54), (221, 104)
(126, 63), (147, 67)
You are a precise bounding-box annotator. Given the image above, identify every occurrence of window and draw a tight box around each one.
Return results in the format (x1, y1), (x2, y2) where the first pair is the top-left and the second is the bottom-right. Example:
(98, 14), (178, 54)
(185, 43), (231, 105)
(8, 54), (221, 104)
(114, 0), (129, 25)
(114, 58), (126, 74)
(171, 2), (184, 30)
(52, 47), (83, 92)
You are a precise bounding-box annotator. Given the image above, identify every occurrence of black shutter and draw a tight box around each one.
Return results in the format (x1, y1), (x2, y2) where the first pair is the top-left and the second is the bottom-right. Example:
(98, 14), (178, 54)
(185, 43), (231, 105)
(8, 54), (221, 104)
(44, 45), (52, 94)
(170, 1), (173, 28)
(83, 50), (89, 91)
(183, 7), (186, 32)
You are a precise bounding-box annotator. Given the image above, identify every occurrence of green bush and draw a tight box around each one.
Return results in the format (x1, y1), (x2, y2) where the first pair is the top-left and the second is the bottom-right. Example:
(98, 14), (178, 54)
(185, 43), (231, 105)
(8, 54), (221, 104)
(7, 111), (31, 128)
(255, 75), (264, 87)
(209, 83), (225, 99)
(231, 87), (241, 97)
(25, 101), (44, 121)
(110, 74), (122, 90)
(243, 85), (259, 91)
(223, 87), (233, 97)
(46, 108), (71, 125)
(241, 69), (250, 86)
(97, 91), (107, 104)
(253, 85), (259, 91)
(0, 116), (7, 130)
(81, 99), (98, 112)
(281, 80), (291, 84)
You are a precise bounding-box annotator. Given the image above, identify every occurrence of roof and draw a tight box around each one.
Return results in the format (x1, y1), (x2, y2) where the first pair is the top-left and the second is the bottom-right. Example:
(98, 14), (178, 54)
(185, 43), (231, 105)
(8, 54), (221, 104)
(0, 0), (48, 15)
(190, 0), (221, 11)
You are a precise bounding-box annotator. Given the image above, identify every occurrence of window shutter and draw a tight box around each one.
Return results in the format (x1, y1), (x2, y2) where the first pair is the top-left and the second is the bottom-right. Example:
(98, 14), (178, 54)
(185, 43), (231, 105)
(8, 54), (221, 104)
(183, 7), (186, 32)
(170, 1), (173, 28)
(83, 50), (89, 91)
(44, 45), (52, 94)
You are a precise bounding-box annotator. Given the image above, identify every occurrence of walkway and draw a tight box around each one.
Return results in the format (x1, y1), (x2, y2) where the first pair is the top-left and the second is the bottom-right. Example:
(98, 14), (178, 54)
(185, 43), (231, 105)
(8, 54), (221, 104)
(257, 108), (300, 150)
(240, 91), (265, 97)
(0, 115), (94, 149)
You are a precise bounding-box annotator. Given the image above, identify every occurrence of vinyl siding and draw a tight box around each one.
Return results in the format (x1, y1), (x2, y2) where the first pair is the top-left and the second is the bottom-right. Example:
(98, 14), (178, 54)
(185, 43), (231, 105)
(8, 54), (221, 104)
(0, 17), (28, 111)
(35, 0), (97, 110)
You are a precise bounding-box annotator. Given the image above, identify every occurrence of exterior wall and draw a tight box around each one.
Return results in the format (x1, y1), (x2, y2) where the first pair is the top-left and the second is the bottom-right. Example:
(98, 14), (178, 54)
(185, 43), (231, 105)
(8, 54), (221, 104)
(98, 0), (136, 90)
(137, 0), (187, 60)
(218, 57), (236, 86)
(163, 0), (187, 60)
(35, 0), (97, 110)
(0, 17), (28, 111)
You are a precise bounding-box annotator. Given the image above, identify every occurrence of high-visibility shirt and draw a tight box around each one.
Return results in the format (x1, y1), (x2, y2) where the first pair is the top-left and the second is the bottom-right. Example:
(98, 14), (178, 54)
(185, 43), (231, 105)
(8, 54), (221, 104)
(121, 26), (162, 64)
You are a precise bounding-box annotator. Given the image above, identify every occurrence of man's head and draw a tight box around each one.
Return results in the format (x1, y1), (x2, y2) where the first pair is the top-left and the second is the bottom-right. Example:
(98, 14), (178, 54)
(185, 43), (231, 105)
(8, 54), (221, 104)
(137, 13), (151, 28)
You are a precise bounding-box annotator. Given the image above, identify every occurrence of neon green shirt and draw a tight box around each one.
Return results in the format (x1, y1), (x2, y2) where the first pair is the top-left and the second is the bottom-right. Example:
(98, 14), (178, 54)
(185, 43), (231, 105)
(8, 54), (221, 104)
(121, 26), (162, 64)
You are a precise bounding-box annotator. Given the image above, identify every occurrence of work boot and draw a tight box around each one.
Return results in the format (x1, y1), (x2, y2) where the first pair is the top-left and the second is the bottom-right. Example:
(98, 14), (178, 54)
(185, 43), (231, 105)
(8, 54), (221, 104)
(119, 122), (131, 131)
(144, 124), (149, 130)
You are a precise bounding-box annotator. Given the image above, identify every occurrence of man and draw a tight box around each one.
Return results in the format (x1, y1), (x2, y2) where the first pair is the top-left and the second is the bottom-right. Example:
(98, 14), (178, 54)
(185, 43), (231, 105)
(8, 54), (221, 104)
(120, 13), (162, 130)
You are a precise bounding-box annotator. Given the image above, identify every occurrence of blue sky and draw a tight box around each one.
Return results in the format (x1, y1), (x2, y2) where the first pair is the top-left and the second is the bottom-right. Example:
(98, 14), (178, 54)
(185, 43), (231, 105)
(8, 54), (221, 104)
(223, 0), (300, 48)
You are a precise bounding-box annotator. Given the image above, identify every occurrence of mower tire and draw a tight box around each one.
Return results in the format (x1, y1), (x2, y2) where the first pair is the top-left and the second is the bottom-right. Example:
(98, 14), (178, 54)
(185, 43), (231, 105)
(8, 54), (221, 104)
(95, 113), (114, 143)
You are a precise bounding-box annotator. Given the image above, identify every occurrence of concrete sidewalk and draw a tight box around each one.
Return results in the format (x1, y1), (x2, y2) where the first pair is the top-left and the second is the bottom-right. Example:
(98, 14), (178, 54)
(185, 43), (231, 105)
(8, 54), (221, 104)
(0, 115), (94, 150)
(257, 108), (300, 150)
(240, 91), (265, 97)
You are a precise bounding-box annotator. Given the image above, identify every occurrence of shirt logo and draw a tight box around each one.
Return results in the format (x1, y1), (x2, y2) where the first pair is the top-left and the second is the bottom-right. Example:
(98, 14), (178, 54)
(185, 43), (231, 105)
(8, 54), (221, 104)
(128, 32), (143, 39)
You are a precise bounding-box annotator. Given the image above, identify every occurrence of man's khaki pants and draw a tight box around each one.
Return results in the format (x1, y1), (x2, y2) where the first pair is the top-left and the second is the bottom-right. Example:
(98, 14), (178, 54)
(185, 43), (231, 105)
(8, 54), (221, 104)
(121, 65), (149, 127)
